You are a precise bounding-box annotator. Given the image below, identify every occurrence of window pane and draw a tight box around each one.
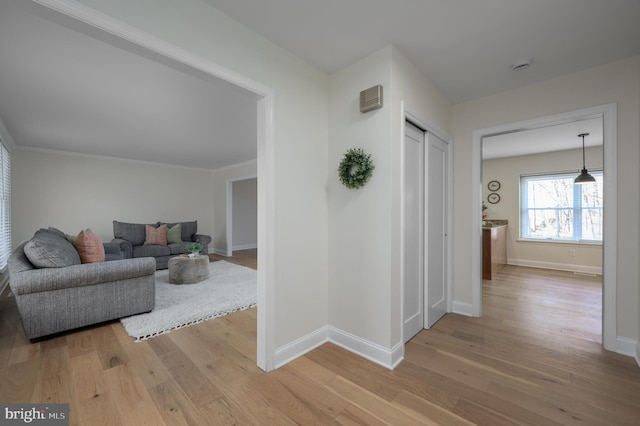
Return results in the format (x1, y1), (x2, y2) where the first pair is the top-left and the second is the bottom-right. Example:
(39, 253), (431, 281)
(580, 208), (603, 240)
(526, 178), (574, 208)
(525, 209), (573, 239)
(521, 171), (602, 242)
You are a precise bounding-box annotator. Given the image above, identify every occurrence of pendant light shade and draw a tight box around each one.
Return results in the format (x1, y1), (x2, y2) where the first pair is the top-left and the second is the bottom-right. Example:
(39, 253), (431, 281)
(575, 133), (596, 184)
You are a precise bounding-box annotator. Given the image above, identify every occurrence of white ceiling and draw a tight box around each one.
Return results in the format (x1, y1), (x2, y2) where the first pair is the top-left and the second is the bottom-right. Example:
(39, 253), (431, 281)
(482, 117), (603, 160)
(0, 1), (258, 170)
(206, 0), (640, 102)
(0, 0), (638, 169)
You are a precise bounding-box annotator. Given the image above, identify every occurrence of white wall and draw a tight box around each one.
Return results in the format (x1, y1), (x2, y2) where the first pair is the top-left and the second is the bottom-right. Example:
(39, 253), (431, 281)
(211, 160), (257, 255)
(483, 147), (603, 274)
(328, 47), (394, 350)
(232, 178), (257, 250)
(73, 0), (330, 350)
(12, 148), (214, 246)
(328, 46), (450, 363)
(452, 56), (640, 345)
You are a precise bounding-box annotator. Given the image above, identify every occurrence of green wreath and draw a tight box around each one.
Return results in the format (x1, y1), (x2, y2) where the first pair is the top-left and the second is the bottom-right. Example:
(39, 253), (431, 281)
(338, 148), (375, 189)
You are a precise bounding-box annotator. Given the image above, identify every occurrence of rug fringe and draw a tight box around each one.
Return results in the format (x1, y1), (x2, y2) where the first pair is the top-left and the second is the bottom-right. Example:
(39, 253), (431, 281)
(132, 303), (256, 342)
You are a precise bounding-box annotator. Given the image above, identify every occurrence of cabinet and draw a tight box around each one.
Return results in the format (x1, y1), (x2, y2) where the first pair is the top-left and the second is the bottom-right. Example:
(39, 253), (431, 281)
(482, 224), (507, 280)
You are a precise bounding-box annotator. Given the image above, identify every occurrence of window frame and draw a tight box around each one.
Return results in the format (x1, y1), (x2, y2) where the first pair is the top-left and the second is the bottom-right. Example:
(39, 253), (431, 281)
(0, 139), (10, 271)
(519, 170), (603, 245)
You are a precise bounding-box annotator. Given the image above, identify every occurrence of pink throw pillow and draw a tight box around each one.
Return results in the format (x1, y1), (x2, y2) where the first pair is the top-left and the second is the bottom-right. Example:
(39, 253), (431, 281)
(144, 224), (168, 246)
(74, 230), (106, 263)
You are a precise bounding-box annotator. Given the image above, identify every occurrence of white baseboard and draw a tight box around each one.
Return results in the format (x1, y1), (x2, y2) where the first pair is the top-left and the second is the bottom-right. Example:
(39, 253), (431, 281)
(508, 258), (602, 275)
(451, 300), (474, 317)
(274, 327), (329, 369)
(232, 243), (257, 251)
(616, 336), (638, 358)
(273, 324), (640, 372)
(212, 245), (257, 256)
(328, 326), (404, 370)
(274, 325), (404, 371)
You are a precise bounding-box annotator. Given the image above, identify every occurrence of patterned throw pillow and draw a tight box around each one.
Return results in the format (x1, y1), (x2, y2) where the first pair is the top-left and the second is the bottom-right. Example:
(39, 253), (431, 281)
(74, 230), (106, 263)
(144, 224), (168, 246)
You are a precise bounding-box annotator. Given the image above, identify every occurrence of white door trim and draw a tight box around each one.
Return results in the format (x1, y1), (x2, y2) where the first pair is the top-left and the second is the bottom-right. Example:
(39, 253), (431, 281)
(33, 0), (278, 370)
(471, 103), (617, 351)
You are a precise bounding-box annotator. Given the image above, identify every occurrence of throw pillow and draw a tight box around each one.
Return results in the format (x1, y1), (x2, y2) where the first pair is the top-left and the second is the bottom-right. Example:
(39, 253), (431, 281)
(74, 230), (106, 263)
(166, 223), (182, 244)
(24, 232), (82, 268)
(144, 224), (168, 246)
(66, 227), (93, 244)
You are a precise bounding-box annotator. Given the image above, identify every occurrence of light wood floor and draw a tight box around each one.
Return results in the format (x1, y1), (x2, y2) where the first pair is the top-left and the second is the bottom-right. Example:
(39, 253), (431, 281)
(1, 258), (639, 425)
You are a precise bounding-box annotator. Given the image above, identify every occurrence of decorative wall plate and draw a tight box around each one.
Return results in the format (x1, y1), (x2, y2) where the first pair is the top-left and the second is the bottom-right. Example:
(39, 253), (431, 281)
(488, 180), (501, 191)
(487, 193), (501, 204)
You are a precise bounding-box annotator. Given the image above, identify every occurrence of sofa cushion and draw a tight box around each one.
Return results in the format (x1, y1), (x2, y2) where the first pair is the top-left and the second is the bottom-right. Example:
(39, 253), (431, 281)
(133, 244), (171, 258)
(168, 242), (190, 255)
(74, 230), (106, 263)
(144, 224), (168, 246)
(167, 223), (182, 244)
(113, 221), (147, 246)
(164, 221), (197, 242)
(24, 230), (81, 268)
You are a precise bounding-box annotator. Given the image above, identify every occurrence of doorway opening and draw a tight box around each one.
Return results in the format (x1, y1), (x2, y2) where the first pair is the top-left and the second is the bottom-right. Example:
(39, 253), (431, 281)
(38, 0), (277, 370)
(226, 176), (258, 257)
(471, 104), (617, 350)
(481, 118), (604, 343)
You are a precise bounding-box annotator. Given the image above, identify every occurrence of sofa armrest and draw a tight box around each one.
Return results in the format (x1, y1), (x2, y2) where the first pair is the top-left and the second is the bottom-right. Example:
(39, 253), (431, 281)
(103, 242), (121, 256)
(111, 238), (133, 259)
(192, 234), (212, 255)
(10, 257), (156, 296)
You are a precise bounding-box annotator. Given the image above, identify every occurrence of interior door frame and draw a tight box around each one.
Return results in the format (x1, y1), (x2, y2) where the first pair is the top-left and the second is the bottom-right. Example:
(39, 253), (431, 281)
(401, 121), (425, 342)
(470, 103), (617, 351)
(35, 0), (277, 370)
(226, 175), (258, 257)
(401, 104), (454, 343)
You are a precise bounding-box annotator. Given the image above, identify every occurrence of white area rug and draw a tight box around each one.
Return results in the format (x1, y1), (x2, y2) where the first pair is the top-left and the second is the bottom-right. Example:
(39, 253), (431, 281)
(120, 260), (256, 341)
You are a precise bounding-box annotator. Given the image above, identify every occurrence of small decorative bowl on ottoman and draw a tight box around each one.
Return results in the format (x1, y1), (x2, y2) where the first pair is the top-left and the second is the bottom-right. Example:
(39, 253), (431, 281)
(168, 255), (210, 284)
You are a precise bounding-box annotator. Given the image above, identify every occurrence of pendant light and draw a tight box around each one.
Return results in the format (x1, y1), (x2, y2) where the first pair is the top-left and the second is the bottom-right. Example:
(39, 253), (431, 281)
(574, 133), (596, 184)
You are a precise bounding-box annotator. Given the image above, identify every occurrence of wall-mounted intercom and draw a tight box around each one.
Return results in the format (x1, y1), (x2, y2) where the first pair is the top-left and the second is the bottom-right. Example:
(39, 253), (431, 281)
(360, 84), (383, 113)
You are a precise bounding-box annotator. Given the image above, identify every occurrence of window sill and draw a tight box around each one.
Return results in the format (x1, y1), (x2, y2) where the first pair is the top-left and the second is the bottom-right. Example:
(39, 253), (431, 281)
(517, 238), (602, 246)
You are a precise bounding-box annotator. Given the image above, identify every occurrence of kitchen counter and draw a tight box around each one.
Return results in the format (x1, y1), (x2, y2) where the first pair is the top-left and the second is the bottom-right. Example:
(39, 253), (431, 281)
(483, 220), (508, 280)
(483, 219), (508, 228)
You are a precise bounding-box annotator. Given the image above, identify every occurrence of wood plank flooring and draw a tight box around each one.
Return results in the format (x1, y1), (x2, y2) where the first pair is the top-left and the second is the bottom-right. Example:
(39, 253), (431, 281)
(1, 258), (639, 425)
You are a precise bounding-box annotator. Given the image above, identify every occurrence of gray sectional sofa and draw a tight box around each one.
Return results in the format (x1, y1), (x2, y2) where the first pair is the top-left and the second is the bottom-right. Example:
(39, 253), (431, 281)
(111, 220), (211, 270)
(8, 227), (156, 341)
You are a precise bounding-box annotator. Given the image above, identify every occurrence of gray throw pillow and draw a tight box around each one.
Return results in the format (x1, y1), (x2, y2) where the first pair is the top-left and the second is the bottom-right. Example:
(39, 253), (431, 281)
(24, 232), (81, 268)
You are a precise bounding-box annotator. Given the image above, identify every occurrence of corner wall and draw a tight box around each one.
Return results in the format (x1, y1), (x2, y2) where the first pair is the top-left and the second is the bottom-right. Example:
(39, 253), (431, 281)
(327, 46), (451, 367)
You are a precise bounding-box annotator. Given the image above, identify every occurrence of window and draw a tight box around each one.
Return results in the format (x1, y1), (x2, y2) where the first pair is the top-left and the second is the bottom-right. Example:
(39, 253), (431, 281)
(520, 171), (602, 242)
(0, 140), (10, 270)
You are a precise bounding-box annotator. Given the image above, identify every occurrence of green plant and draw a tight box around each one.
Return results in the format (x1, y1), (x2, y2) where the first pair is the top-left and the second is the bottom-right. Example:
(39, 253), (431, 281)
(188, 241), (203, 254)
